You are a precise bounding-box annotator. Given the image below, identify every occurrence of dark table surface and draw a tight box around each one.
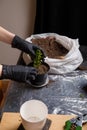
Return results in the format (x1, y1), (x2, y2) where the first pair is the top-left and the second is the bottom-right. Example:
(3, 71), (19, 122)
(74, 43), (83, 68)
(0, 45), (87, 118)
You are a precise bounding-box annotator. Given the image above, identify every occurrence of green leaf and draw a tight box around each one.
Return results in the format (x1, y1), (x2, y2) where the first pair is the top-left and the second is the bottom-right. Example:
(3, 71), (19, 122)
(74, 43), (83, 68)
(33, 49), (43, 68)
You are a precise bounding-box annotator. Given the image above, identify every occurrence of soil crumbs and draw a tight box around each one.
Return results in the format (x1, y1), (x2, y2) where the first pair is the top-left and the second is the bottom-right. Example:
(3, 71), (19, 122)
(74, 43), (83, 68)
(31, 36), (69, 59)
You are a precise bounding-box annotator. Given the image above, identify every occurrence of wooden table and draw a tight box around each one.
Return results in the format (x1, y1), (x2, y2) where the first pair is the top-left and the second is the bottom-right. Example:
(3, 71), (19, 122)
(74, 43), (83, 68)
(0, 113), (87, 130)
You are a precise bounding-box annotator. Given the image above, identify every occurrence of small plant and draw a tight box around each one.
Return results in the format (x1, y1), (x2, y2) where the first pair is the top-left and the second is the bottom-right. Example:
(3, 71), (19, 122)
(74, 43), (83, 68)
(33, 49), (43, 68)
(79, 93), (85, 99)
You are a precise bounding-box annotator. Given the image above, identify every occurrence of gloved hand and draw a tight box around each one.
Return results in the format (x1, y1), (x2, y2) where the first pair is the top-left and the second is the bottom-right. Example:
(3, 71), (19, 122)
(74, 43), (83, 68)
(11, 35), (46, 60)
(0, 65), (37, 84)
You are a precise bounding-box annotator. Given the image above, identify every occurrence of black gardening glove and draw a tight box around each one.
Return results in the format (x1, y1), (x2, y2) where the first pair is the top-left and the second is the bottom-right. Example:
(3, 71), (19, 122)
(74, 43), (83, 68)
(0, 65), (37, 84)
(12, 35), (46, 60)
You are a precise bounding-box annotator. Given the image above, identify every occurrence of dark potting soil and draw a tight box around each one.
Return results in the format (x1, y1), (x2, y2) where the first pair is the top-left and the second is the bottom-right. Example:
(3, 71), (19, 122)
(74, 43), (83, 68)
(37, 64), (49, 74)
(31, 36), (69, 74)
(31, 36), (69, 59)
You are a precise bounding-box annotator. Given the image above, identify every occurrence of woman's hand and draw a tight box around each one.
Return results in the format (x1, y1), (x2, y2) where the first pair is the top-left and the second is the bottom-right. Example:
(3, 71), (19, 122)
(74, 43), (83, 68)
(12, 35), (46, 60)
(0, 65), (37, 84)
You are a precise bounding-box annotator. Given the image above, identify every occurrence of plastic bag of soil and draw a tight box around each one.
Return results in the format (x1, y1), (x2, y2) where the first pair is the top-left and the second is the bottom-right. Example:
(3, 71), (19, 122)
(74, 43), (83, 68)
(23, 33), (83, 74)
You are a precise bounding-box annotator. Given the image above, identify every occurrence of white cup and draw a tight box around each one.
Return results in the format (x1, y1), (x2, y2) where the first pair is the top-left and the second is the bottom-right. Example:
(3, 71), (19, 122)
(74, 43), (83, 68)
(20, 99), (48, 130)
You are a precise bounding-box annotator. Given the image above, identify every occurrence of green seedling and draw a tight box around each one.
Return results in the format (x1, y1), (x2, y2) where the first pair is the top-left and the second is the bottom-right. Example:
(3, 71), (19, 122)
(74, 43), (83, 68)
(33, 49), (43, 68)
(79, 93), (85, 99)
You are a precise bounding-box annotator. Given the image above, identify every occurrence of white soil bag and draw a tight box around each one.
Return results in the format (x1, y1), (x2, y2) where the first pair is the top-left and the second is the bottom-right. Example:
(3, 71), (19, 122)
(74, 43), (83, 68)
(24, 33), (83, 74)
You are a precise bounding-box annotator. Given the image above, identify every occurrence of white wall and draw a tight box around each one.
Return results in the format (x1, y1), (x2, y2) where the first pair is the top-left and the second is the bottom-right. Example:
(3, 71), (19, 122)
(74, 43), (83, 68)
(0, 0), (36, 65)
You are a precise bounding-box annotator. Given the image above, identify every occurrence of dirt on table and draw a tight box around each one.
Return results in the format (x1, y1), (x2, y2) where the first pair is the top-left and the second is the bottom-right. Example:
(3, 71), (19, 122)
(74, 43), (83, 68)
(31, 36), (69, 59)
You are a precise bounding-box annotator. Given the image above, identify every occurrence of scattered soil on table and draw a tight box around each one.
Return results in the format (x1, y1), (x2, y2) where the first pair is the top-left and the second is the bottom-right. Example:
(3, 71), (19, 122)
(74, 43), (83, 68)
(31, 36), (69, 59)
